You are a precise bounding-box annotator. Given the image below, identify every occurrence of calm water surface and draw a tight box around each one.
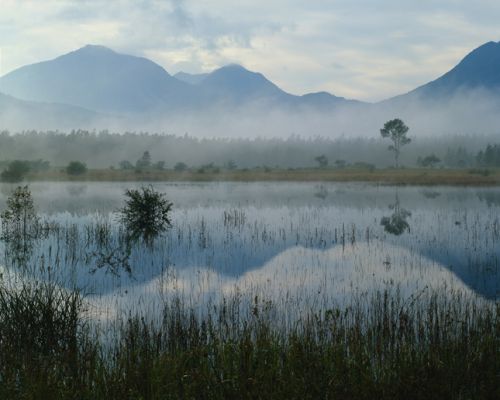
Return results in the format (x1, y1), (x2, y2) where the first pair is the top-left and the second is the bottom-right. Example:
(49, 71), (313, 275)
(0, 182), (498, 322)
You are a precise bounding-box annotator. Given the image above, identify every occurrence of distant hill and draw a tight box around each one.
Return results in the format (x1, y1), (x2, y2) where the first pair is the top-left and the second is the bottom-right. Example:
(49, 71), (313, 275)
(1, 42), (500, 135)
(0, 46), (357, 116)
(0, 45), (192, 114)
(197, 64), (359, 109)
(198, 64), (290, 105)
(390, 41), (500, 103)
(0, 91), (103, 130)
(299, 91), (359, 109)
(174, 71), (209, 85)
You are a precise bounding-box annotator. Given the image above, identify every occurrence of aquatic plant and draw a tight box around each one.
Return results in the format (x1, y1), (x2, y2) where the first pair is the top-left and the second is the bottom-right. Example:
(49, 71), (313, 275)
(119, 185), (173, 244)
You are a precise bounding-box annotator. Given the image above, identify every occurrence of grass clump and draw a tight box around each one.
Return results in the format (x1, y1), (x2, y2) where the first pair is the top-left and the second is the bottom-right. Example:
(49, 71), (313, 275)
(468, 168), (491, 177)
(0, 285), (497, 399)
(0, 280), (100, 398)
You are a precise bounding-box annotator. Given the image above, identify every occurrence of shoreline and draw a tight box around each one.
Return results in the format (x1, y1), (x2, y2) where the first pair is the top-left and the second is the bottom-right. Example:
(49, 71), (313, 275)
(14, 167), (500, 186)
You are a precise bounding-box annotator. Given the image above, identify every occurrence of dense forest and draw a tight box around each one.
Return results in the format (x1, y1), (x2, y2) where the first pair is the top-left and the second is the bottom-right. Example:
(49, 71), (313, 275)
(0, 129), (496, 169)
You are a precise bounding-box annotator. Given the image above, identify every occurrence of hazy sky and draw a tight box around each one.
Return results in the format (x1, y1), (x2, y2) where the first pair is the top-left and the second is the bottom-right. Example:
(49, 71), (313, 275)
(1, 0), (500, 101)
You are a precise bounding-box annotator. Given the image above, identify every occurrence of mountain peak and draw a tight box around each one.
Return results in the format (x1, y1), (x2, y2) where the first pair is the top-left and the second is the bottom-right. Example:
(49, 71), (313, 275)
(469, 40), (499, 51)
(0, 44), (188, 113)
(61, 44), (118, 59)
(0, 44), (358, 117)
(81, 44), (114, 51)
(458, 40), (500, 67)
(76, 44), (116, 55)
(401, 40), (500, 100)
(200, 63), (287, 103)
(219, 63), (246, 71)
(211, 64), (256, 77)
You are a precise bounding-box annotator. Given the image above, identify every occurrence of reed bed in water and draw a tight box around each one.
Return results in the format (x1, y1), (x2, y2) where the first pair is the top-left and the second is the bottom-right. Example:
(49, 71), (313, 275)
(0, 185), (498, 398)
(0, 280), (497, 399)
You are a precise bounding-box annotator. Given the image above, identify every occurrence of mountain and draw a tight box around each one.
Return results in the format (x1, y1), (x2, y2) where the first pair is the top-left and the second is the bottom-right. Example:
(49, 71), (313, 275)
(391, 41), (500, 102)
(197, 64), (359, 108)
(0, 91), (103, 130)
(0, 46), (355, 116)
(299, 91), (360, 109)
(0, 45), (192, 114)
(198, 64), (290, 105)
(174, 71), (209, 85)
(3, 41), (500, 135)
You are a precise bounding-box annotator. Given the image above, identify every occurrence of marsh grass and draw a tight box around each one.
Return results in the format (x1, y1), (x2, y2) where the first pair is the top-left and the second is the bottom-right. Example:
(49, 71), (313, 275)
(0, 280), (101, 398)
(0, 279), (497, 399)
(0, 186), (498, 398)
(25, 167), (500, 185)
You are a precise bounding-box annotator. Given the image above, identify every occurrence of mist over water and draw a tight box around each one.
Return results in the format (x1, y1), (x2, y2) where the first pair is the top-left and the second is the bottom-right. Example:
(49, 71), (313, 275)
(0, 182), (497, 323)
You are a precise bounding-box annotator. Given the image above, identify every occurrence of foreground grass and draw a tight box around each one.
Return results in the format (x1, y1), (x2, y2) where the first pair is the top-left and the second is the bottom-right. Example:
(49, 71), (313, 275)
(23, 167), (500, 185)
(0, 281), (498, 399)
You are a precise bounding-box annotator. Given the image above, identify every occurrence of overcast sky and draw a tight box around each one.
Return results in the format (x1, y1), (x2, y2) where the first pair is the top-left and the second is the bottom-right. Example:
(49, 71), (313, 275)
(1, 0), (500, 101)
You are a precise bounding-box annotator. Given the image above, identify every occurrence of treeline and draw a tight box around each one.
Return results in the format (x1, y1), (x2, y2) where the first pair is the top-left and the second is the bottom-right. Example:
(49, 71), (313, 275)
(476, 144), (500, 167)
(0, 129), (498, 169)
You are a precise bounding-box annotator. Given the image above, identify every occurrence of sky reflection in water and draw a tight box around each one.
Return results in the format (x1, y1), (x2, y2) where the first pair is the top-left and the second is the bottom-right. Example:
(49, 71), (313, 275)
(0, 182), (498, 322)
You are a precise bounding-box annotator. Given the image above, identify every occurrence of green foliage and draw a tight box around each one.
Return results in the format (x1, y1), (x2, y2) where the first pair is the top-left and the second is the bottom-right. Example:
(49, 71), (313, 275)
(334, 159), (346, 169)
(380, 118), (411, 168)
(0, 289), (496, 399)
(1, 160), (31, 182)
(1, 186), (39, 242)
(27, 159), (50, 172)
(352, 161), (376, 172)
(119, 186), (173, 243)
(381, 210), (411, 235)
(197, 162), (220, 174)
(136, 151), (151, 170)
(1, 129), (498, 170)
(417, 154), (441, 168)
(476, 143), (500, 167)
(381, 195), (411, 235)
(153, 161), (166, 170)
(0, 186), (40, 266)
(66, 161), (87, 175)
(444, 146), (474, 168)
(119, 160), (134, 170)
(174, 162), (188, 172)
(225, 159), (237, 170)
(468, 168), (491, 177)
(0, 281), (90, 398)
(314, 154), (329, 168)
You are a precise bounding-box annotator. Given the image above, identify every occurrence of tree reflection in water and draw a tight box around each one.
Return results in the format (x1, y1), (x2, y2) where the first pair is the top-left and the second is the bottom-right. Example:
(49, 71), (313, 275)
(381, 193), (411, 235)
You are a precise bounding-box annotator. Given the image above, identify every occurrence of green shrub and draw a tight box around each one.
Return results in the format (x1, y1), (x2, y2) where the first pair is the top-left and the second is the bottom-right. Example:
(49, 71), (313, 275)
(468, 168), (491, 177)
(352, 161), (376, 172)
(1, 160), (31, 182)
(119, 185), (173, 243)
(66, 161), (87, 175)
(174, 162), (188, 172)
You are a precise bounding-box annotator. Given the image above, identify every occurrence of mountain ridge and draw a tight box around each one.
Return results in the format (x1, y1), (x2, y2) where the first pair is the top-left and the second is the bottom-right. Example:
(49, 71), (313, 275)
(0, 44), (193, 114)
(174, 71), (209, 85)
(0, 45), (357, 114)
(387, 40), (500, 104)
(1, 41), (500, 134)
(0, 90), (105, 130)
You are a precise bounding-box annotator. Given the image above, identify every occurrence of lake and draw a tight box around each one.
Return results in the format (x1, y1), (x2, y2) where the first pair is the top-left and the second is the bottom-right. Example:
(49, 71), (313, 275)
(0, 182), (498, 326)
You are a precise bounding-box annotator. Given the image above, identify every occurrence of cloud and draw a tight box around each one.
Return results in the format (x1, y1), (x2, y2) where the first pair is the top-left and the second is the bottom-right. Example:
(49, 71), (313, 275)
(1, 1), (500, 101)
